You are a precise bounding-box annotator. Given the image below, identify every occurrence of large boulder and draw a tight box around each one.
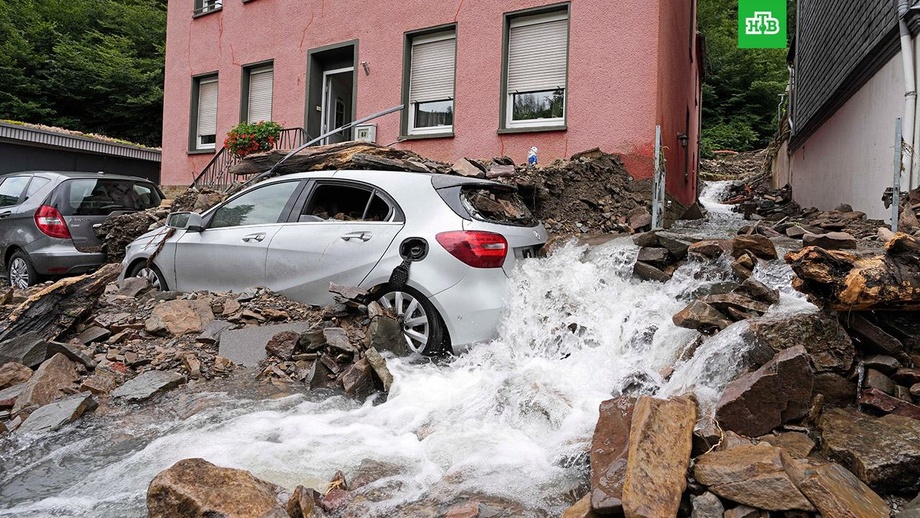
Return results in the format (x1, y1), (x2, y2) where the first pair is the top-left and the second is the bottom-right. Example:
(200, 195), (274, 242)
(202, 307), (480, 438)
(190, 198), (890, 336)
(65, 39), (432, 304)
(147, 458), (289, 518)
(743, 313), (854, 373)
(715, 345), (814, 437)
(145, 299), (215, 336)
(783, 454), (889, 518)
(819, 408), (920, 491)
(621, 396), (695, 518)
(589, 396), (635, 513)
(12, 353), (78, 414)
(693, 443), (814, 511)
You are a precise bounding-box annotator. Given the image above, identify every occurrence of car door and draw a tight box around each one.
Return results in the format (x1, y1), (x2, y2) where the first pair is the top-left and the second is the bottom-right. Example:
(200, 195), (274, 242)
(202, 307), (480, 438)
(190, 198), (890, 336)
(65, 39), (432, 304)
(264, 181), (403, 304)
(173, 180), (303, 293)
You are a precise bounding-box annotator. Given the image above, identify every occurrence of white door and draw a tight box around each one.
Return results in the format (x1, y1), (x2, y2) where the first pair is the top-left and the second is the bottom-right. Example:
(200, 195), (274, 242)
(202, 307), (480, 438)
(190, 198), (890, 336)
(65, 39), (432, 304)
(321, 68), (353, 144)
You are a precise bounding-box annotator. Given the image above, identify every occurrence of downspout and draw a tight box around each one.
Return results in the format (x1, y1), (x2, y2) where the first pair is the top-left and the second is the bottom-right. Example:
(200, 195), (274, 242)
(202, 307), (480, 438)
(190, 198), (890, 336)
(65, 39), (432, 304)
(898, 0), (916, 190)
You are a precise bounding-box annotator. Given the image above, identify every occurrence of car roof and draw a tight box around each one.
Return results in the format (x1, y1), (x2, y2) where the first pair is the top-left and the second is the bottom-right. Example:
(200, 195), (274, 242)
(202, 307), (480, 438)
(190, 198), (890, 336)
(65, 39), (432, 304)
(257, 169), (505, 190)
(1, 170), (156, 182)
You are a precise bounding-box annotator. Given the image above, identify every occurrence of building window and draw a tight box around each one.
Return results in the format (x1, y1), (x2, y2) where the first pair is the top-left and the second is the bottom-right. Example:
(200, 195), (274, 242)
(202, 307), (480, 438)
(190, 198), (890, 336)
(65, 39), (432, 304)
(191, 74), (218, 151)
(194, 0), (222, 16)
(503, 8), (569, 129)
(243, 64), (273, 123)
(406, 29), (456, 136)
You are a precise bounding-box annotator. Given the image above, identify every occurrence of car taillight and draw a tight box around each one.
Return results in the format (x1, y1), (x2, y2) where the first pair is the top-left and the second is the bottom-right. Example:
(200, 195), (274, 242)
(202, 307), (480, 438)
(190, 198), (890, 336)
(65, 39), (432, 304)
(436, 231), (507, 268)
(34, 205), (71, 239)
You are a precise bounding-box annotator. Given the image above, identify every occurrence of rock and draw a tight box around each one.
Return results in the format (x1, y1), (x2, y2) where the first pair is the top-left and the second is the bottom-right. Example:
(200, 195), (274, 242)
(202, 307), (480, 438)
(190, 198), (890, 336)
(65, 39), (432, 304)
(444, 500), (481, 518)
(744, 313), (854, 373)
(452, 158), (485, 178)
(878, 226), (897, 243)
(12, 353), (79, 414)
(196, 320), (233, 344)
(863, 355), (901, 375)
(783, 455), (889, 518)
(621, 396), (695, 518)
(562, 493), (600, 518)
(147, 458), (288, 518)
(819, 408), (920, 491)
(364, 348), (393, 392)
(111, 370), (185, 402)
(183, 354), (201, 380)
(802, 231), (858, 250)
(590, 396), (635, 513)
(731, 259), (754, 280)
(786, 226), (807, 239)
(723, 505), (768, 518)
(145, 299), (215, 335)
(636, 247), (669, 265)
(715, 345), (814, 437)
(76, 325), (111, 345)
(688, 240), (727, 258)
(699, 293), (771, 315)
(859, 387), (920, 419)
(693, 443), (814, 511)
(844, 313), (911, 365)
(323, 327), (356, 355)
(655, 232), (695, 259)
(219, 322), (312, 367)
(0, 362), (32, 389)
(632, 231), (659, 248)
(672, 301), (732, 333)
(813, 372), (857, 407)
(736, 278), (780, 305)
(633, 261), (671, 282)
(628, 207), (652, 231)
(865, 369), (897, 395)
(117, 276), (150, 297)
(0, 332), (50, 368)
(365, 316), (407, 355)
(80, 371), (119, 394)
(285, 485), (318, 518)
(731, 235), (778, 260)
(46, 341), (96, 370)
(340, 358), (375, 399)
(690, 492), (724, 518)
(17, 392), (97, 434)
(894, 368), (920, 386)
(265, 330), (300, 361)
(757, 432), (815, 458)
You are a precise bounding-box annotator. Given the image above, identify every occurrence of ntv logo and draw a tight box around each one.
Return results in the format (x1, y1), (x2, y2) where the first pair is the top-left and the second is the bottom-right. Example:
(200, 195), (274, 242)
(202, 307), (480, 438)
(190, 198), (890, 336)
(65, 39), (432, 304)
(745, 11), (781, 36)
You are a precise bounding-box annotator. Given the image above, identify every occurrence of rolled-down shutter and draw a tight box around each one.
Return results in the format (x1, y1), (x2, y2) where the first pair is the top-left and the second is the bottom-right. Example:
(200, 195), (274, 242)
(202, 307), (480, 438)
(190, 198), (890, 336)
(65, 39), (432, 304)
(197, 77), (218, 141)
(409, 32), (456, 103)
(247, 67), (273, 123)
(507, 12), (568, 93)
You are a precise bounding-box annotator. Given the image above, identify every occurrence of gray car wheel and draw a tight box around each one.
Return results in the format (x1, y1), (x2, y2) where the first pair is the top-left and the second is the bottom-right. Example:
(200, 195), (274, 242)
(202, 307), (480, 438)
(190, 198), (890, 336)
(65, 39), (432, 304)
(129, 262), (167, 291)
(7, 251), (39, 290)
(378, 286), (447, 356)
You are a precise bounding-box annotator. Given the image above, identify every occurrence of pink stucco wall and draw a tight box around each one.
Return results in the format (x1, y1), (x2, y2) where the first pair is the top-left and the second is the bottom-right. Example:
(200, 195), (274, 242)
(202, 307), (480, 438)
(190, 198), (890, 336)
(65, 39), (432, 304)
(162, 0), (697, 204)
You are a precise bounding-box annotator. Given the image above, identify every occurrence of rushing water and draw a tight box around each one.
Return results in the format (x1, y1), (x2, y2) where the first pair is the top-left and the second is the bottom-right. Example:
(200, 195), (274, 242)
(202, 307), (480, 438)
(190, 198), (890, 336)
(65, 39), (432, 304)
(0, 183), (815, 517)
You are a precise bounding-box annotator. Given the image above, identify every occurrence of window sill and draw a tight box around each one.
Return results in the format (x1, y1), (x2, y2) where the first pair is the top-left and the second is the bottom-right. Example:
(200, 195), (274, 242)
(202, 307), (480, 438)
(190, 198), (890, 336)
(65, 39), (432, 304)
(193, 7), (222, 18)
(497, 125), (567, 135)
(398, 132), (455, 141)
(188, 148), (216, 155)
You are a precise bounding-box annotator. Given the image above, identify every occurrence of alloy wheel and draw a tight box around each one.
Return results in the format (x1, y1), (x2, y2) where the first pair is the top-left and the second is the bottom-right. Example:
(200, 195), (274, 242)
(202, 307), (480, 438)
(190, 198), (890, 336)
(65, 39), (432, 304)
(378, 290), (430, 353)
(134, 266), (162, 290)
(8, 257), (31, 290)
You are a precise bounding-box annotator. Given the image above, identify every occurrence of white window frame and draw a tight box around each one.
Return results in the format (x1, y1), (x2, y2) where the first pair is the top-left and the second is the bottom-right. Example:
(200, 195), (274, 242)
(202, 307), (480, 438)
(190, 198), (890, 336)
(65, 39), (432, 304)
(195, 75), (218, 151)
(407, 30), (456, 136)
(246, 65), (273, 123)
(504, 10), (569, 129)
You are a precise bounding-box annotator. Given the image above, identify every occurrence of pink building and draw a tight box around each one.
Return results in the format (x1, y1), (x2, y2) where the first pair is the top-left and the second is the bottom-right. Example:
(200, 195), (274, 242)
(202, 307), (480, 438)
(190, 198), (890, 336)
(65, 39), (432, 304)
(163, 0), (703, 208)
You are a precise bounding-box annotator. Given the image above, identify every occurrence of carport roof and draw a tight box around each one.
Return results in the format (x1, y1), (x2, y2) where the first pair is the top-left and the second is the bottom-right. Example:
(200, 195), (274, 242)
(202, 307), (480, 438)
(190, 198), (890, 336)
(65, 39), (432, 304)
(0, 121), (161, 163)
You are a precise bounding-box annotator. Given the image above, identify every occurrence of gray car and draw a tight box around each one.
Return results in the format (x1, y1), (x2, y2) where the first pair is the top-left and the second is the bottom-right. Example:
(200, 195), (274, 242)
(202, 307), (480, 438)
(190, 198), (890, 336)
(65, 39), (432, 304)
(120, 170), (547, 355)
(0, 171), (163, 289)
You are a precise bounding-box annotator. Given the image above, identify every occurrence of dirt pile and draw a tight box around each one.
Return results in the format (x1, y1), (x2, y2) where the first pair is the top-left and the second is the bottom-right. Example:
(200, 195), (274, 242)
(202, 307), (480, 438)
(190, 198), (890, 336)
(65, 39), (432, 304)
(700, 149), (771, 181)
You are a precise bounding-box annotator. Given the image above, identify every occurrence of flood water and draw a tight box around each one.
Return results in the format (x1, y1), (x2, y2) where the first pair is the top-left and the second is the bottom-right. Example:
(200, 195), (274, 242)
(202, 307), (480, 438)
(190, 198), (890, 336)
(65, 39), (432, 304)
(0, 182), (815, 517)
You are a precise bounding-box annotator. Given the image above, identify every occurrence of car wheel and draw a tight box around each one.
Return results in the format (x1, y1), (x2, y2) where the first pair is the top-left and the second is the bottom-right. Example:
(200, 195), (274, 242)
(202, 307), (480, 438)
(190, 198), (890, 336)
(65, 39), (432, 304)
(377, 286), (448, 356)
(129, 262), (167, 291)
(7, 251), (39, 290)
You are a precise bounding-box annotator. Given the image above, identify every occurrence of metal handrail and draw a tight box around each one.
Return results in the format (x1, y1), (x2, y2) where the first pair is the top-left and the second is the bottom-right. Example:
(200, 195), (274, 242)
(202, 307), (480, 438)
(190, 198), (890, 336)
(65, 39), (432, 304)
(190, 127), (307, 190)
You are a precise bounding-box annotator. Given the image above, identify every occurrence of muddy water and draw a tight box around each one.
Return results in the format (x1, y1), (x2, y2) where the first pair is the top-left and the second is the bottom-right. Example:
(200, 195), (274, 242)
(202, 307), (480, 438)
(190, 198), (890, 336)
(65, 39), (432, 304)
(0, 183), (815, 517)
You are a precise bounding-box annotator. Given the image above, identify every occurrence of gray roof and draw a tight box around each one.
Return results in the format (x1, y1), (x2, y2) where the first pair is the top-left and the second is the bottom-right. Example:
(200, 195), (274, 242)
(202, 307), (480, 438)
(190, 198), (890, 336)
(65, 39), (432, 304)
(0, 122), (161, 163)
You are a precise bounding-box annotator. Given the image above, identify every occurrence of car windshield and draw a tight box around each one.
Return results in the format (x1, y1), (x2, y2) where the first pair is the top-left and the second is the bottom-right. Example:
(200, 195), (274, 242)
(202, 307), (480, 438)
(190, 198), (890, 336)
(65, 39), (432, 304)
(55, 179), (162, 216)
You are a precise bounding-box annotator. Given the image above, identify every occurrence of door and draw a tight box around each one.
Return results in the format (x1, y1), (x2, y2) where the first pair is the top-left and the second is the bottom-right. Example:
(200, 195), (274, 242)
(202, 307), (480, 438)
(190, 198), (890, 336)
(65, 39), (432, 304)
(264, 182), (403, 304)
(173, 180), (302, 293)
(321, 68), (354, 144)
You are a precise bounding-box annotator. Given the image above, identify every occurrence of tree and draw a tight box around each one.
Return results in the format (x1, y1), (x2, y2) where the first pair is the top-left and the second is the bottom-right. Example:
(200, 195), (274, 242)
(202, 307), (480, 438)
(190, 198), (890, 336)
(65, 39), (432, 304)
(0, 0), (166, 146)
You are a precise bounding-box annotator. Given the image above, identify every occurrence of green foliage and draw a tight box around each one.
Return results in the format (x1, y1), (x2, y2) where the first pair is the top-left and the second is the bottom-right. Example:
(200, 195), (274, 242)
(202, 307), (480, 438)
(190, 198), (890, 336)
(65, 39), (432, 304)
(224, 121), (283, 157)
(0, 0), (166, 146)
(698, 0), (793, 153)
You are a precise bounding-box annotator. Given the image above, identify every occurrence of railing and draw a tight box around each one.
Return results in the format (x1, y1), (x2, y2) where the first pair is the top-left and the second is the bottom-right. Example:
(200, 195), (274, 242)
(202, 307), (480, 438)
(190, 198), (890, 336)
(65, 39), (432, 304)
(191, 127), (307, 191)
(193, 0), (222, 16)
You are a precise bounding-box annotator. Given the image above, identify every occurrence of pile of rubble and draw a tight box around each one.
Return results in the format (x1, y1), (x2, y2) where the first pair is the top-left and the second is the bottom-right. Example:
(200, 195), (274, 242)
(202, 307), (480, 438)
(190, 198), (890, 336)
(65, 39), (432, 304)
(699, 149), (772, 181)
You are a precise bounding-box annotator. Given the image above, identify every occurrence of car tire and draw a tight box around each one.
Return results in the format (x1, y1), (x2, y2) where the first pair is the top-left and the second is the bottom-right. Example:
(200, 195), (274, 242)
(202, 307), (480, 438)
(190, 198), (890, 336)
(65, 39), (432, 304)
(7, 251), (39, 290)
(128, 261), (168, 291)
(377, 285), (449, 356)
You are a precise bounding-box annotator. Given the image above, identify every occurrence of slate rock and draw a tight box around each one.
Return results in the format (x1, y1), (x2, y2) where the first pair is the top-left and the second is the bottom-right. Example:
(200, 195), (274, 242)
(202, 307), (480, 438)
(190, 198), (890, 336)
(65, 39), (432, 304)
(285, 485), (319, 518)
(699, 293), (771, 315)
(627, 207), (652, 231)
(46, 341), (96, 370)
(736, 278), (780, 305)
(117, 276), (150, 297)
(340, 358), (375, 399)
(265, 330), (300, 361)
(802, 231), (858, 250)
(80, 371), (119, 395)
(147, 458), (288, 518)
(865, 369), (897, 395)
(813, 372), (857, 407)
(715, 345), (814, 437)
(723, 506), (768, 518)
(0, 362), (32, 389)
(672, 300), (732, 333)
(452, 158), (486, 178)
(76, 326), (111, 345)
(744, 313), (854, 373)
(786, 226), (807, 239)
(145, 299), (215, 336)
(757, 431), (815, 459)
(858, 387), (920, 420)
(219, 322), (312, 367)
(17, 392), (97, 434)
(12, 353), (79, 414)
(365, 316), (407, 356)
(819, 408), (920, 491)
(364, 348), (393, 392)
(783, 454), (889, 518)
(633, 261), (671, 282)
(0, 332), (49, 368)
(196, 320), (233, 345)
(863, 355), (902, 375)
(636, 247), (669, 265)
(690, 491), (724, 518)
(112, 370), (185, 402)
(561, 493), (599, 518)
(589, 396), (635, 513)
(688, 239), (727, 258)
(323, 327), (356, 355)
(655, 232), (695, 259)
(731, 234), (778, 260)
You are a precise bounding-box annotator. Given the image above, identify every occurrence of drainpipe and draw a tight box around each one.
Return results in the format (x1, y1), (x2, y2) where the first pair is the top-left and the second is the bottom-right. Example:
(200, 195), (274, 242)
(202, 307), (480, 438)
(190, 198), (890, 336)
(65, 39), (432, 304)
(898, 0), (916, 190)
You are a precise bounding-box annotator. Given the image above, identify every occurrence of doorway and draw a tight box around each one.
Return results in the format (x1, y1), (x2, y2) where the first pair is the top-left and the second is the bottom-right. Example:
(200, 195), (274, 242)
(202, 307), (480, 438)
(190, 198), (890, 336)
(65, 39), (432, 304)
(306, 42), (357, 144)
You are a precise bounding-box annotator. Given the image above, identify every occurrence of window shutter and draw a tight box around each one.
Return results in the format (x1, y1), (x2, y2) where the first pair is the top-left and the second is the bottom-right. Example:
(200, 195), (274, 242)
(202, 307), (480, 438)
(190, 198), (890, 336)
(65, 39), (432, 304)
(507, 13), (568, 93)
(197, 78), (218, 138)
(409, 33), (456, 103)
(247, 67), (273, 123)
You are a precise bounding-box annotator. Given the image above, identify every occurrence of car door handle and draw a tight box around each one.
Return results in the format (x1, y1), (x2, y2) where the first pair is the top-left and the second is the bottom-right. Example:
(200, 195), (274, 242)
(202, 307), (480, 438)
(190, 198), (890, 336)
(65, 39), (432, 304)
(0, 211), (11, 219)
(241, 232), (266, 242)
(341, 231), (371, 242)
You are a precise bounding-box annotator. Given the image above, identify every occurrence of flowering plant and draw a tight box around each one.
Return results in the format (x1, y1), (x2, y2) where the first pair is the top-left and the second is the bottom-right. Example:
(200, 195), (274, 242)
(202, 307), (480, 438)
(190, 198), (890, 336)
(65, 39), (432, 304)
(224, 121), (283, 157)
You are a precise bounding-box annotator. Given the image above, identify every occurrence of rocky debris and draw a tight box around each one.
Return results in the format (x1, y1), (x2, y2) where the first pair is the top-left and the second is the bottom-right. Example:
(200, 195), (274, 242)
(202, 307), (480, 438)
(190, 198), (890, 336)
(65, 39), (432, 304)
(219, 322), (313, 367)
(672, 301), (733, 334)
(715, 345), (814, 437)
(145, 299), (216, 336)
(16, 392), (97, 434)
(0, 332), (50, 368)
(743, 312), (854, 373)
(147, 458), (289, 518)
(757, 431), (815, 459)
(562, 494), (599, 518)
(0, 362), (32, 388)
(784, 456), (890, 517)
(802, 231), (858, 250)
(589, 396), (635, 513)
(12, 353), (79, 414)
(700, 149), (772, 182)
(111, 370), (185, 402)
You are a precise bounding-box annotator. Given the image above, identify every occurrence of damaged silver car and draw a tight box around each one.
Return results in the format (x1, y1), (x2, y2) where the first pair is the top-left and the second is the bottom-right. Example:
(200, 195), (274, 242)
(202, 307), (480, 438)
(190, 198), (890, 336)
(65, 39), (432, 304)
(120, 170), (547, 355)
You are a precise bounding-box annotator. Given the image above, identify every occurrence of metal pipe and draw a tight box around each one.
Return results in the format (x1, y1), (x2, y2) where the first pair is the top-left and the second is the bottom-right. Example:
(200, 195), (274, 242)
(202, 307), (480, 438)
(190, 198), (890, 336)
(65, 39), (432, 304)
(898, 0), (916, 189)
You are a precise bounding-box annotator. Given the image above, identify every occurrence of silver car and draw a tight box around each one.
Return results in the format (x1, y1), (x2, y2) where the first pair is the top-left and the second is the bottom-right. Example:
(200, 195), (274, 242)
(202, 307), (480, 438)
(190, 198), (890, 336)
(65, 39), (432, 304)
(0, 171), (163, 289)
(120, 170), (547, 355)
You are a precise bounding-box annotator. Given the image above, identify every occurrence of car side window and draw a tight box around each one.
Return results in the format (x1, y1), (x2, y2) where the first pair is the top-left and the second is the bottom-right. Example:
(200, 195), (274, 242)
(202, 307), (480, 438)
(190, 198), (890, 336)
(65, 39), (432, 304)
(25, 177), (50, 200)
(210, 181), (299, 229)
(0, 176), (30, 207)
(301, 184), (392, 222)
